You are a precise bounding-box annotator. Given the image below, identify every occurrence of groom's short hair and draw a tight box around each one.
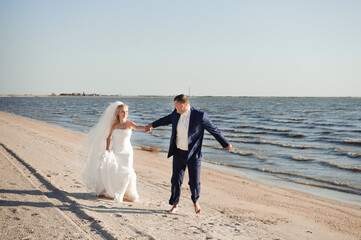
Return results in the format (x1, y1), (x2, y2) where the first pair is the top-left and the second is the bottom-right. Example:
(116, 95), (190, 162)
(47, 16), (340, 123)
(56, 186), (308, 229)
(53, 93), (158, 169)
(174, 94), (189, 105)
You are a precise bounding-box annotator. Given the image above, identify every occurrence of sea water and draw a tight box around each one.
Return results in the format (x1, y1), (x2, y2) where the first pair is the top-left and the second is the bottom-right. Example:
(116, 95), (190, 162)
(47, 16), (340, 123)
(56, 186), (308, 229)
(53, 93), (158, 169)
(1, 96), (360, 205)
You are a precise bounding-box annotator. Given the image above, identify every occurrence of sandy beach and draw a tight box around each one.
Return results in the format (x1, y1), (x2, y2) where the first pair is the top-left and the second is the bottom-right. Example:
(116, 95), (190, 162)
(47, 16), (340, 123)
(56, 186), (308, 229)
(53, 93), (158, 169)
(0, 111), (360, 239)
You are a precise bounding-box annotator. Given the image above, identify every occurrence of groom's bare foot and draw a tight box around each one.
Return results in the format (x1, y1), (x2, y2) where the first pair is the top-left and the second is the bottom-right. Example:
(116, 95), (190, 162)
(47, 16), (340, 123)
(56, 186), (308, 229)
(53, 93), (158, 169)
(168, 205), (178, 213)
(194, 202), (202, 214)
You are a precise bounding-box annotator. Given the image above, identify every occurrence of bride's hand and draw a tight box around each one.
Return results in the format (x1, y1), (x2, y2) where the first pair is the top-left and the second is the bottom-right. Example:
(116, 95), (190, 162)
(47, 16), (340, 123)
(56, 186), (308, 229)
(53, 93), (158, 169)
(145, 123), (152, 133)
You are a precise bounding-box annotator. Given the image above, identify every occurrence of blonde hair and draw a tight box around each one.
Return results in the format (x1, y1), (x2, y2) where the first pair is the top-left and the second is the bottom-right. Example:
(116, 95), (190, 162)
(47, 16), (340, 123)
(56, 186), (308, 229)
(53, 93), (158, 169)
(111, 104), (128, 129)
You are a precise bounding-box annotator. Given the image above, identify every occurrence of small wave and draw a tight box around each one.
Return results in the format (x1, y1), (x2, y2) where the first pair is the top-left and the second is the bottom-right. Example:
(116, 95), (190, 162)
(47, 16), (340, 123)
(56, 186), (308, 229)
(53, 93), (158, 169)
(212, 115), (234, 121)
(150, 132), (168, 138)
(230, 147), (255, 156)
(321, 131), (333, 135)
(236, 124), (292, 133)
(71, 116), (97, 123)
(232, 129), (304, 138)
(269, 119), (303, 124)
(203, 144), (256, 156)
(141, 116), (154, 120)
(271, 141), (323, 150)
(278, 132), (305, 138)
(290, 156), (316, 162)
(321, 161), (361, 172)
(203, 144), (263, 160)
(343, 140), (361, 147)
(152, 127), (170, 131)
(304, 110), (324, 113)
(313, 122), (336, 127)
(237, 124), (252, 129)
(286, 179), (359, 195)
(257, 168), (361, 191)
(233, 129), (268, 135)
(202, 159), (247, 169)
(346, 152), (361, 158)
(140, 110), (156, 114)
(223, 133), (255, 139)
(52, 112), (68, 115)
(69, 121), (94, 127)
(230, 139), (323, 150)
(260, 140), (305, 149)
(288, 117), (306, 121)
(255, 156), (269, 161)
(332, 147), (361, 158)
(301, 125), (316, 129)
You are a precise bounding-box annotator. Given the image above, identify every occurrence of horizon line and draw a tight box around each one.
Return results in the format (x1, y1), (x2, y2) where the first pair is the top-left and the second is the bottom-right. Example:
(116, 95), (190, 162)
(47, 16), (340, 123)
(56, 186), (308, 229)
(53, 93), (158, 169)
(0, 94), (360, 98)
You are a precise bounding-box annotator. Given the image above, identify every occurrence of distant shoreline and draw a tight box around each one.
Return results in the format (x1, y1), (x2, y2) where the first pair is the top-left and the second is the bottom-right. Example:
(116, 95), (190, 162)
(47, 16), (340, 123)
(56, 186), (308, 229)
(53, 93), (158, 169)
(0, 94), (172, 98)
(0, 94), (360, 98)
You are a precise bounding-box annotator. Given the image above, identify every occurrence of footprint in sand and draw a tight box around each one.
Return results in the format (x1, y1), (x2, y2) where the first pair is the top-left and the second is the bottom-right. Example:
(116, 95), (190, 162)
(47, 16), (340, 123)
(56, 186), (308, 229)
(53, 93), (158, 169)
(73, 180), (81, 184)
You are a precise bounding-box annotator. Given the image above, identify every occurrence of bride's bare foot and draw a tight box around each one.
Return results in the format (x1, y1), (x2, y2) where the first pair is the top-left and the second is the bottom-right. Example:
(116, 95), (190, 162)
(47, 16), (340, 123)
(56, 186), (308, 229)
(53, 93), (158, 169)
(168, 205), (178, 213)
(194, 202), (202, 214)
(97, 194), (113, 200)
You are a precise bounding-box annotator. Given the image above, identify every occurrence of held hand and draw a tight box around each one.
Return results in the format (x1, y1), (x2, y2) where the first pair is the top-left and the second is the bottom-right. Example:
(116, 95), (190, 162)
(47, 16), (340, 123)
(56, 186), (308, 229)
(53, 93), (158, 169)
(225, 145), (232, 151)
(145, 123), (152, 133)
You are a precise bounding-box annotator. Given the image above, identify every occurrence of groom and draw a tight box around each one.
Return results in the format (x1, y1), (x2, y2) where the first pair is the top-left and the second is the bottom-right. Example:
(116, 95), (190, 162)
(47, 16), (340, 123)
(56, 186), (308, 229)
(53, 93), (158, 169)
(146, 94), (232, 214)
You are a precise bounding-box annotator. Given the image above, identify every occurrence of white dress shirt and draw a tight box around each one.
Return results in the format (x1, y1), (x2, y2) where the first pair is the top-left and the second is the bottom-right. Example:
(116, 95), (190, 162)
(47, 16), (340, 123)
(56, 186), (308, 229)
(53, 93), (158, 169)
(176, 107), (191, 151)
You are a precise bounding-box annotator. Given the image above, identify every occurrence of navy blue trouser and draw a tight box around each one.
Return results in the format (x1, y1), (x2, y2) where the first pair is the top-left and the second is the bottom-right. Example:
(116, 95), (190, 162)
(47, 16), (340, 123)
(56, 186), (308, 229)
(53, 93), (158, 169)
(169, 148), (201, 205)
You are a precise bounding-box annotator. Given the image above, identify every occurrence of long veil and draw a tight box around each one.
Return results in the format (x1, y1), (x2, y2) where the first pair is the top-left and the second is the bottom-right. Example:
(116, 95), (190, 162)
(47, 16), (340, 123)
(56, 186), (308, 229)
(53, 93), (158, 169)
(83, 101), (123, 191)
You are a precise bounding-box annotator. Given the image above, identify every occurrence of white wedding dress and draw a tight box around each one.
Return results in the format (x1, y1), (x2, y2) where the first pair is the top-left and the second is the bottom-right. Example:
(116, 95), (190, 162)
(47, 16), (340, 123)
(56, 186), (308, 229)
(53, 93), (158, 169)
(95, 129), (139, 203)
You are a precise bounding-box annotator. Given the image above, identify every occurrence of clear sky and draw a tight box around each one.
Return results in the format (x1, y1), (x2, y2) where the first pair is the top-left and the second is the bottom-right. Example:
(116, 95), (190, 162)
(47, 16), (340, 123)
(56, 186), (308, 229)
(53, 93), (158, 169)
(1, 0), (360, 96)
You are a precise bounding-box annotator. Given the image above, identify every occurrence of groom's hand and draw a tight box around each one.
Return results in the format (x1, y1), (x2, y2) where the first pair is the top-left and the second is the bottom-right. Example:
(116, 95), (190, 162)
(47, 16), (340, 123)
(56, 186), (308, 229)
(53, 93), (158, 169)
(145, 123), (152, 133)
(225, 145), (232, 151)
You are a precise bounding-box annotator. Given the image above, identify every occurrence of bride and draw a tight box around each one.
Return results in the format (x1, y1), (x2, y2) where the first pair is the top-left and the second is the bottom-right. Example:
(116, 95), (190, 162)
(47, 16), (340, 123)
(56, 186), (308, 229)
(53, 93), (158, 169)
(83, 101), (146, 203)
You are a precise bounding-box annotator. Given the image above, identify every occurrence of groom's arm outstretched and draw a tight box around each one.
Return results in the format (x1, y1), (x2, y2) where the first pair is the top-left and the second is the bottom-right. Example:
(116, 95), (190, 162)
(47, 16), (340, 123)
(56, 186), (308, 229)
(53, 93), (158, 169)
(145, 110), (175, 133)
(202, 112), (232, 151)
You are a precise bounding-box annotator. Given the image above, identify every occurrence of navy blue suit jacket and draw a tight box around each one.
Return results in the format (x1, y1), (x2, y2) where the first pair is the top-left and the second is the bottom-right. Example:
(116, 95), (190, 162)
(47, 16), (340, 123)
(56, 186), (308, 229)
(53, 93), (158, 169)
(152, 107), (230, 160)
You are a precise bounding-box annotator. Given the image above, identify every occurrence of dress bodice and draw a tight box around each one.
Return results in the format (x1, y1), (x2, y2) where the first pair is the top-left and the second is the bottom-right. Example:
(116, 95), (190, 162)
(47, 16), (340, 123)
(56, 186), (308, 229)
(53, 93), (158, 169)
(112, 129), (132, 154)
